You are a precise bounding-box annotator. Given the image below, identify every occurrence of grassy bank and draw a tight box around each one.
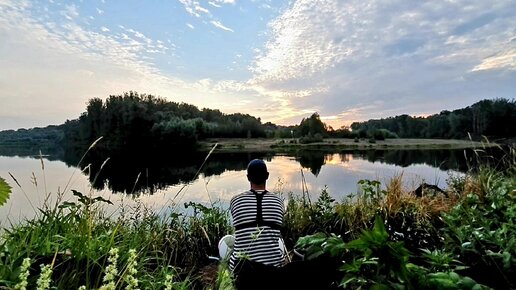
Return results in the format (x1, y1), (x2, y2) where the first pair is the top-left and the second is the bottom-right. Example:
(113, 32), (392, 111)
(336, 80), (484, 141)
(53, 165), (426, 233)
(0, 148), (514, 289)
(198, 138), (500, 153)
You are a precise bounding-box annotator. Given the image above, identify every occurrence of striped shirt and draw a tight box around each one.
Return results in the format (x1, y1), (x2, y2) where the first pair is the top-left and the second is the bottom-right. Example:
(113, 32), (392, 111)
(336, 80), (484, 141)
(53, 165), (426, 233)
(229, 190), (285, 271)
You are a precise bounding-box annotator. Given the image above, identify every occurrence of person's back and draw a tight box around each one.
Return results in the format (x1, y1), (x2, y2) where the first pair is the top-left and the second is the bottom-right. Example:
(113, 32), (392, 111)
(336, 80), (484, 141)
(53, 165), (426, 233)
(228, 159), (286, 289)
(229, 189), (285, 270)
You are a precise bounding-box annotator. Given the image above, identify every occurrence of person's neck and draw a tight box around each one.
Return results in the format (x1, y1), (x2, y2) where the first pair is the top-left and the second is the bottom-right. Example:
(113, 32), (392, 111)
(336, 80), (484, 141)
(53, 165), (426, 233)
(251, 184), (266, 191)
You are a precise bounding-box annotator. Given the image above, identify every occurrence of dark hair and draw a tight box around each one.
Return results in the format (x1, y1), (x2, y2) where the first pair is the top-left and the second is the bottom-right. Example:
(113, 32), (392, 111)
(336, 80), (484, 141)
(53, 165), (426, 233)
(247, 159), (269, 184)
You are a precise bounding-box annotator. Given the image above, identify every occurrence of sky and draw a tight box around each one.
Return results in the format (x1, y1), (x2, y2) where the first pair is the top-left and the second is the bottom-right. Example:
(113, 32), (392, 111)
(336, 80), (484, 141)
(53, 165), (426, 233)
(0, 0), (515, 131)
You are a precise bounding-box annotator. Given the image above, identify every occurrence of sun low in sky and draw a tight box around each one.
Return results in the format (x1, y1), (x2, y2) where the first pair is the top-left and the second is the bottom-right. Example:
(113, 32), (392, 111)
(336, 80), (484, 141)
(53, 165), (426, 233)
(0, 0), (514, 130)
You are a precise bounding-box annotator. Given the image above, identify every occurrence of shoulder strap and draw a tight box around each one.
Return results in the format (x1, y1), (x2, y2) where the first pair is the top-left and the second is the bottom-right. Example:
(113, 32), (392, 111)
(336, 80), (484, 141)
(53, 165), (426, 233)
(251, 189), (265, 224)
(234, 189), (282, 231)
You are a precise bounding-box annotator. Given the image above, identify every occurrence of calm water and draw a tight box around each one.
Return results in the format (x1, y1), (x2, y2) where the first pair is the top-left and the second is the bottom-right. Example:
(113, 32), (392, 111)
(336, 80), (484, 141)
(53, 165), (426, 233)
(0, 149), (470, 225)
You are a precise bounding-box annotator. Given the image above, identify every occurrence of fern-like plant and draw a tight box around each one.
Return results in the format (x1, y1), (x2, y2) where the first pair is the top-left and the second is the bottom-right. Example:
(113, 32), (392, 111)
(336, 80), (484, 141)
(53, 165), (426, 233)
(0, 176), (12, 206)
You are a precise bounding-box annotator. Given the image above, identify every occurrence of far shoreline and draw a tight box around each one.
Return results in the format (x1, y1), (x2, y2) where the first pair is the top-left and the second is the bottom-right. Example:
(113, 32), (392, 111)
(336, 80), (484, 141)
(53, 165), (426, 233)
(198, 138), (501, 153)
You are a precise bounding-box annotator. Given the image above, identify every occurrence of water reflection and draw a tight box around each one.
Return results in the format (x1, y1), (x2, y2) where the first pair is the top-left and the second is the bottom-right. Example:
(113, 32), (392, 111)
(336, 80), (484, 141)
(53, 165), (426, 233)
(67, 151), (274, 194)
(294, 148), (472, 178)
(64, 148), (480, 194)
(1, 148), (476, 225)
(2, 147), (477, 195)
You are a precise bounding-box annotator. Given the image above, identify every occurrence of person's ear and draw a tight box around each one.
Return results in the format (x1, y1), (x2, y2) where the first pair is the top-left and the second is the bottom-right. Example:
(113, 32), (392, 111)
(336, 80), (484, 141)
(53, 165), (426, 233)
(247, 174), (251, 182)
(265, 172), (269, 180)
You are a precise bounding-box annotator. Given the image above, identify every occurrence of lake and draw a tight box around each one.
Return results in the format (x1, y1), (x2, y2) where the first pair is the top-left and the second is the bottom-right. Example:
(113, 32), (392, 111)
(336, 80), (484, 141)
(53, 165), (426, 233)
(0, 148), (470, 225)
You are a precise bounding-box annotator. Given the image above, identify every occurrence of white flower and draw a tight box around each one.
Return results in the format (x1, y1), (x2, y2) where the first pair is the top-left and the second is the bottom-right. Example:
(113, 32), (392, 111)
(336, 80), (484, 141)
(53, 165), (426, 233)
(164, 274), (173, 290)
(101, 247), (119, 290)
(124, 249), (139, 290)
(14, 258), (31, 290)
(36, 264), (53, 290)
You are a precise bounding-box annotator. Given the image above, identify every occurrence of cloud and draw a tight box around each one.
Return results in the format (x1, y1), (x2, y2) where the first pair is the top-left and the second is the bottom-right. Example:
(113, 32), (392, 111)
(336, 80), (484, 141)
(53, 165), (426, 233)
(472, 49), (516, 72)
(178, 0), (210, 18)
(208, 2), (221, 8)
(208, 0), (236, 6)
(179, 0), (236, 33)
(1, 0), (514, 131)
(0, 1), (257, 130)
(249, 0), (516, 125)
(62, 4), (79, 20)
(210, 20), (233, 32)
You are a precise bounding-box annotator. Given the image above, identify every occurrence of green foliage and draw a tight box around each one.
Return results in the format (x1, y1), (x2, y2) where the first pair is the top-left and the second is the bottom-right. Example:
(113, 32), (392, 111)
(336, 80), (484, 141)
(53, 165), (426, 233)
(1, 141), (513, 289)
(214, 262), (236, 290)
(370, 128), (398, 140)
(420, 249), (467, 273)
(440, 168), (516, 289)
(295, 216), (490, 290)
(64, 91), (267, 153)
(358, 179), (384, 202)
(298, 113), (327, 137)
(0, 190), (231, 289)
(341, 215), (410, 288)
(351, 98), (516, 139)
(0, 176), (11, 206)
(287, 154), (515, 289)
(0, 126), (65, 157)
(299, 133), (324, 144)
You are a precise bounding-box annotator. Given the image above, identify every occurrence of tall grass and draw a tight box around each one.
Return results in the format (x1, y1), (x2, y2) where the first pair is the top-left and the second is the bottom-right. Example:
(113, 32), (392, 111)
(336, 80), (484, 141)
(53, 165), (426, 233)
(0, 191), (232, 289)
(0, 142), (513, 289)
(0, 140), (231, 289)
(283, 145), (515, 289)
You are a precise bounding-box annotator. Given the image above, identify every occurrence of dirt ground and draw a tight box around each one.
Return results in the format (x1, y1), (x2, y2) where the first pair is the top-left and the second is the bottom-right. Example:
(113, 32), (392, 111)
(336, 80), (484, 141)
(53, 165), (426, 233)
(198, 138), (497, 153)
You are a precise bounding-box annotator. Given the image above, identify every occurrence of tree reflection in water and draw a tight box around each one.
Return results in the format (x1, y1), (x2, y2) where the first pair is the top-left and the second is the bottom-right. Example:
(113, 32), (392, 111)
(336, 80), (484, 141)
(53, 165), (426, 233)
(1, 145), (503, 195)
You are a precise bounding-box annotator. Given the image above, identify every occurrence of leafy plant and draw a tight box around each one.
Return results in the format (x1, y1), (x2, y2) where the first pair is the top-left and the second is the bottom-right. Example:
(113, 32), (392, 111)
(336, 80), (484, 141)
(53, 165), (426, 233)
(341, 215), (410, 289)
(358, 179), (384, 202)
(0, 176), (12, 206)
(420, 248), (467, 273)
(441, 168), (516, 289)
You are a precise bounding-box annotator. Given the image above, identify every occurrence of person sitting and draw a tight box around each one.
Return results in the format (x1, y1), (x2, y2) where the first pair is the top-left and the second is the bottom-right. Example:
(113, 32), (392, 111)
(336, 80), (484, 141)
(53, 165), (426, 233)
(218, 159), (339, 289)
(220, 159), (286, 289)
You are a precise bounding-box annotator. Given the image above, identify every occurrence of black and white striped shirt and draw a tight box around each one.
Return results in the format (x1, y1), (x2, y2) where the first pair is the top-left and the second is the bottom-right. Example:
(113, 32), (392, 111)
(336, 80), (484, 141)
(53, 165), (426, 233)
(229, 190), (285, 271)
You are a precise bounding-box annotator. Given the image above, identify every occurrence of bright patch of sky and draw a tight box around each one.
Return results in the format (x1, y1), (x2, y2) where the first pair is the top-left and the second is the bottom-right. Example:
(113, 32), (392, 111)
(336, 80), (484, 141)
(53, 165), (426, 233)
(0, 0), (515, 130)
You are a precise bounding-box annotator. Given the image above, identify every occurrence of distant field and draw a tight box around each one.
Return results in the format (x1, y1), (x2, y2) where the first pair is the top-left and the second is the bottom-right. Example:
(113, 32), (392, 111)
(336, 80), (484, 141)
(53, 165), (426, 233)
(198, 138), (499, 152)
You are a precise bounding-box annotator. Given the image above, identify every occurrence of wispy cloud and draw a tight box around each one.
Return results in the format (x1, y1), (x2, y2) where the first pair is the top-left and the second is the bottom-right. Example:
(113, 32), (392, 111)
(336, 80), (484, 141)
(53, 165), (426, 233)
(178, 0), (210, 18)
(208, 2), (221, 8)
(0, 1), (250, 129)
(210, 20), (233, 32)
(62, 4), (79, 20)
(249, 0), (516, 125)
(0, 0), (514, 131)
(178, 0), (236, 33)
(472, 49), (516, 72)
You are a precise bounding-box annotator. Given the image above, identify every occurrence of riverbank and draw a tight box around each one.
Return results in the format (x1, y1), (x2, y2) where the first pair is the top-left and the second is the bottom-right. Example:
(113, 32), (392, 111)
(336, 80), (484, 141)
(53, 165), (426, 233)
(198, 138), (499, 153)
(0, 156), (514, 289)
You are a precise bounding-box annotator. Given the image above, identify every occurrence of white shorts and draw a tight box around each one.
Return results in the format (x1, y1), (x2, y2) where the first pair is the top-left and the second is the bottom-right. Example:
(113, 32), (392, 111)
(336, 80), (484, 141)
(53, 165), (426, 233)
(218, 234), (286, 260)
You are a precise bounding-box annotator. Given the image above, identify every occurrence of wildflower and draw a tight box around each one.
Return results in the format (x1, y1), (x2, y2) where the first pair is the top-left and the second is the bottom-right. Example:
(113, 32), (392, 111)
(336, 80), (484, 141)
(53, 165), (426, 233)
(78, 286), (87, 290)
(124, 249), (139, 290)
(101, 247), (119, 290)
(14, 258), (31, 290)
(164, 273), (173, 290)
(36, 264), (53, 290)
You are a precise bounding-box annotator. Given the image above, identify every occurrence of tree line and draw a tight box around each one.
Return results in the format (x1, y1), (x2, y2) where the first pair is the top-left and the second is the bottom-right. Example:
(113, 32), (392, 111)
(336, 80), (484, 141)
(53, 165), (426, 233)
(0, 95), (514, 155)
(62, 91), (266, 152)
(350, 98), (516, 140)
